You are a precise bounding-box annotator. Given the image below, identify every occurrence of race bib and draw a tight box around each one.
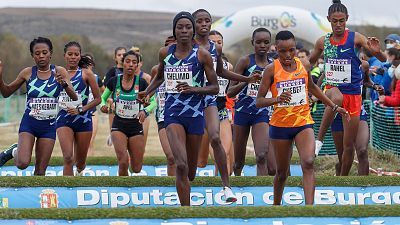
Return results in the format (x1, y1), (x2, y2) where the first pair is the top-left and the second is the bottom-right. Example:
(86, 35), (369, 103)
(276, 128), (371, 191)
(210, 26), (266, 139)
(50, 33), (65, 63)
(276, 78), (307, 107)
(164, 65), (193, 93)
(29, 97), (58, 120)
(115, 99), (140, 118)
(325, 58), (352, 84)
(88, 89), (94, 103)
(217, 78), (229, 97)
(58, 91), (82, 110)
(157, 84), (166, 121)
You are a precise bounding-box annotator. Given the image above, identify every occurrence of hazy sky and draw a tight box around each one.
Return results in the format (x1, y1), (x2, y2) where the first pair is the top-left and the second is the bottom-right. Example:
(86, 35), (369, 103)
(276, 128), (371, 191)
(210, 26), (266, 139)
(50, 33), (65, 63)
(0, 0), (399, 27)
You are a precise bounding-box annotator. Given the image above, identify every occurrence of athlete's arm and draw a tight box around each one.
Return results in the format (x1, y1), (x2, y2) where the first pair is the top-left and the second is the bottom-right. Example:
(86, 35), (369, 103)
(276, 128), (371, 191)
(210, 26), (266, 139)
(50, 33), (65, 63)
(82, 68), (101, 112)
(56, 66), (78, 101)
(100, 88), (112, 113)
(178, 48), (218, 95)
(255, 63), (276, 108)
(226, 56), (249, 97)
(0, 65), (30, 98)
(216, 54), (254, 82)
(141, 47), (168, 100)
(316, 73), (325, 88)
(356, 33), (386, 62)
(309, 36), (324, 65)
(150, 65), (158, 80)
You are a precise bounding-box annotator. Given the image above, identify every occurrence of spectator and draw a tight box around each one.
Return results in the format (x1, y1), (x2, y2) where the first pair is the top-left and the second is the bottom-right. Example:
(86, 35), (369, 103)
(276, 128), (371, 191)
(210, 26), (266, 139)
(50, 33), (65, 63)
(379, 63), (400, 107)
(384, 34), (400, 51)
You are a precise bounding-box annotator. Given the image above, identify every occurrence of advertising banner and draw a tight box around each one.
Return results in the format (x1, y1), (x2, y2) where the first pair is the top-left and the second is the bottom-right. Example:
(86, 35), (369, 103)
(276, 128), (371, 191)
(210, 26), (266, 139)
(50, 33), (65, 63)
(0, 186), (399, 208)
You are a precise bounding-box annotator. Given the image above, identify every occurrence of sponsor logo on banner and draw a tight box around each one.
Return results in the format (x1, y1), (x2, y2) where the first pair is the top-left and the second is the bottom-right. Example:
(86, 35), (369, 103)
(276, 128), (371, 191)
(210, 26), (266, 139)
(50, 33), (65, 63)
(251, 12), (296, 30)
(40, 189), (59, 208)
(0, 196), (8, 208)
(109, 221), (129, 225)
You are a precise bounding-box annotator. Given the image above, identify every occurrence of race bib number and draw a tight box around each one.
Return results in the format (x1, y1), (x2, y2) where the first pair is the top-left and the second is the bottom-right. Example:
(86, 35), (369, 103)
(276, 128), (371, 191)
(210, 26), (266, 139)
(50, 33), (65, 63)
(276, 78), (307, 107)
(246, 82), (260, 97)
(217, 78), (229, 97)
(115, 99), (140, 118)
(29, 97), (58, 120)
(164, 65), (193, 93)
(325, 58), (352, 84)
(157, 84), (166, 121)
(88, 89), (94, 103)
(58, 91), (82, 110)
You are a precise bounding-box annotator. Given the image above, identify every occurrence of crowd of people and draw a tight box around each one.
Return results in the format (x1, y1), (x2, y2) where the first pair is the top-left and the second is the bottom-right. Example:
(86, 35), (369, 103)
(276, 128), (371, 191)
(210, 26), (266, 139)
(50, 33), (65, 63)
(0, 0), (399, 206)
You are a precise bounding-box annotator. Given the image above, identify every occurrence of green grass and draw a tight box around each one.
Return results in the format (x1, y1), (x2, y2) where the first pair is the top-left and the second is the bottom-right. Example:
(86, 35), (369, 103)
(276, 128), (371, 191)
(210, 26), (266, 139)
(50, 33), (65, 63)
(0, 176), (399, 187)
(0, 205), (399, 219)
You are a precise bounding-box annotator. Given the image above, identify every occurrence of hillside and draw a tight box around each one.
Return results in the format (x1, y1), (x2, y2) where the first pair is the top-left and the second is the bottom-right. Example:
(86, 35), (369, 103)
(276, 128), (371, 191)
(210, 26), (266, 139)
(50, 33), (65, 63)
(0, 8), (174, 52)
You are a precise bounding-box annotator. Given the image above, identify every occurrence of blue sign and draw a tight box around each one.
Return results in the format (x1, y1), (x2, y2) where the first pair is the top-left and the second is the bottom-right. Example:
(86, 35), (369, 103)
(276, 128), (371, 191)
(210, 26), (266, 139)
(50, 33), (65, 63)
(0, 165), (303, 177)
(0, 186), (399, 208)
(2, 217), (400, 225)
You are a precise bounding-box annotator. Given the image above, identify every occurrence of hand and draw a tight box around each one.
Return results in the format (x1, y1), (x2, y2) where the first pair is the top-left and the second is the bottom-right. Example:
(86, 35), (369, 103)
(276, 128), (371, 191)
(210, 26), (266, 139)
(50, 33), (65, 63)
(276, 91), (292, 104)
(336, 107), (350, 121)
(100, 105), (109, 114)
(373, 84), (384, 95)
(248, 72), (262, 83)
(378, 95), (385, 104)
(136, 110), (147, 124)
(66, 107), (79, 115)
(55, 68), (67, 86)
(176, 81), (194, 93)
(367, 37), (381, 54)
(137, 91), (148, 104)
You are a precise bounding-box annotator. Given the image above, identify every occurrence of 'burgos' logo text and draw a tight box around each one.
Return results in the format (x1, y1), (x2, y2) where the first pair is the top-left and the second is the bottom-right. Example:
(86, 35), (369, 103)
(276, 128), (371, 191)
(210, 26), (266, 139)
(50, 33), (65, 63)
(251, 12), (296, 30)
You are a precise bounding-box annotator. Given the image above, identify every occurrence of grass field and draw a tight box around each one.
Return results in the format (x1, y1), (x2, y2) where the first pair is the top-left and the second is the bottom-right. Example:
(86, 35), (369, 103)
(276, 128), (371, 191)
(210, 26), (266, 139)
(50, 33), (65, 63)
(1, 205), (400, 219)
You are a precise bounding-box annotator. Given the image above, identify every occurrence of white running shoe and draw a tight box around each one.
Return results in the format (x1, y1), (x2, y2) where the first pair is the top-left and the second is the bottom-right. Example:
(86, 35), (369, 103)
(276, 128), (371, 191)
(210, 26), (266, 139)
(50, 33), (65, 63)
(107, 135), (113, 146)
(223, 187), (237, 203)
(315, 140), (323, 156)
(74, 170), (84, 176)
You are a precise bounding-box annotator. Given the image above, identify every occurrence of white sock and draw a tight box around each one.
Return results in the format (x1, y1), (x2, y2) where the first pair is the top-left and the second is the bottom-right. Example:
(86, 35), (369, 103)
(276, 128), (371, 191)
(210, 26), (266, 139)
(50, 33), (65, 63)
(12, 148), (17, 158)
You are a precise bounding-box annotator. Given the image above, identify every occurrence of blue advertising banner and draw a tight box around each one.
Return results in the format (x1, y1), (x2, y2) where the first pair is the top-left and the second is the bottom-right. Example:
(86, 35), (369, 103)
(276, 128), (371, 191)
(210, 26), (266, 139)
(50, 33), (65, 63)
(2, 217), (400, 225)
(0, 186), (399, 208)
(0, 165), (303, 177)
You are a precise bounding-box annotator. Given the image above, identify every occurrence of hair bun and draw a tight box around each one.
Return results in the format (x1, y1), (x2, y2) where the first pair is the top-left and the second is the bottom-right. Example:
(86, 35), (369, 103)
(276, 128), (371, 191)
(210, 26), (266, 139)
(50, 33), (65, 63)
(332, 0), (341, 4)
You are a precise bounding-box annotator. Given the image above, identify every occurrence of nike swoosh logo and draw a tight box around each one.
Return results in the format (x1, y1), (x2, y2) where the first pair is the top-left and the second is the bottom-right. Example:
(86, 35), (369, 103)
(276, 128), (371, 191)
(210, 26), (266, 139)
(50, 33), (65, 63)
(340, 48), (351, 53)
(50, 122), (55, 125)
(47, 83), (56, 88)
(181, 62), (192, 66)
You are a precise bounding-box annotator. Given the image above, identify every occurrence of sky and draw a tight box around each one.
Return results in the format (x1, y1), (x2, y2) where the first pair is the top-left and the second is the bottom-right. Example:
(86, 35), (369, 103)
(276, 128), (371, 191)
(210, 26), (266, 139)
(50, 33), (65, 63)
(0, 0), (399, 27)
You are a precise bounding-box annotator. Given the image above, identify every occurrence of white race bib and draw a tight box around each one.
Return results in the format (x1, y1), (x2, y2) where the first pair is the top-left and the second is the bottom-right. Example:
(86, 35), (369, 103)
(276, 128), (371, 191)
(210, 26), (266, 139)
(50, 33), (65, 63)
(325, 58), (352, 84)
(88, 89), (94, 103)
(164, 65), (193, 93)
(29, 97), (58, 120)
(58, 91), (82, 110)
(115, 99), (140, 119)
(157, 83), (166, 121)
(217, 78), (229, 97)
(276, 78), (307, 107)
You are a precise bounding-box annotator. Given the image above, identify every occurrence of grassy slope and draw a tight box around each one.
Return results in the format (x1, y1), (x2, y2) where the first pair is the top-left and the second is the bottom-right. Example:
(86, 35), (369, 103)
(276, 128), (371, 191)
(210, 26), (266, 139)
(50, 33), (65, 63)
(0, 176), (399, 187)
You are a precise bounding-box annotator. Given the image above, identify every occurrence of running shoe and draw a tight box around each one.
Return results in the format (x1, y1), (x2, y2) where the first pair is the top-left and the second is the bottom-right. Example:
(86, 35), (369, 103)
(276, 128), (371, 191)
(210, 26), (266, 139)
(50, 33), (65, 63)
(107, 135), (113, 146)
(74, 170), (84, 176)
(223, 186), (237, 203)
(315, 140), (323, 156)
(0, 143), (17, 167)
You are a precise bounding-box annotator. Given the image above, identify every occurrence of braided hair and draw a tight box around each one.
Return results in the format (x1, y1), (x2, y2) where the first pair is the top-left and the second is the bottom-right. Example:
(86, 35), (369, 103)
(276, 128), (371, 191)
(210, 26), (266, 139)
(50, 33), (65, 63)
(328, 0), (348, 16)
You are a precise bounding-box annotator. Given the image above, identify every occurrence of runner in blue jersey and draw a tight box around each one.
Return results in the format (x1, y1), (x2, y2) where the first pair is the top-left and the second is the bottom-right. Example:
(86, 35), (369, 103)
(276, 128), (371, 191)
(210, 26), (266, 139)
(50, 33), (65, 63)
(138, 11), (219, 206)
(309, 0), (385, 175)
(197, 30), (235, 176)
(150, 36), (177, 176)
(56, 42), (101, 176)
(192, 9), (260, 201)
(0, 37), (77, 175)
(227, 28), (276, 176)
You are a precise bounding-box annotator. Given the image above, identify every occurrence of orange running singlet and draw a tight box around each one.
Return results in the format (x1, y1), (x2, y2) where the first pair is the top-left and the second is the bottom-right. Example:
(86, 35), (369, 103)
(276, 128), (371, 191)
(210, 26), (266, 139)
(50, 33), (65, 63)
(269, 58), (314, 127)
